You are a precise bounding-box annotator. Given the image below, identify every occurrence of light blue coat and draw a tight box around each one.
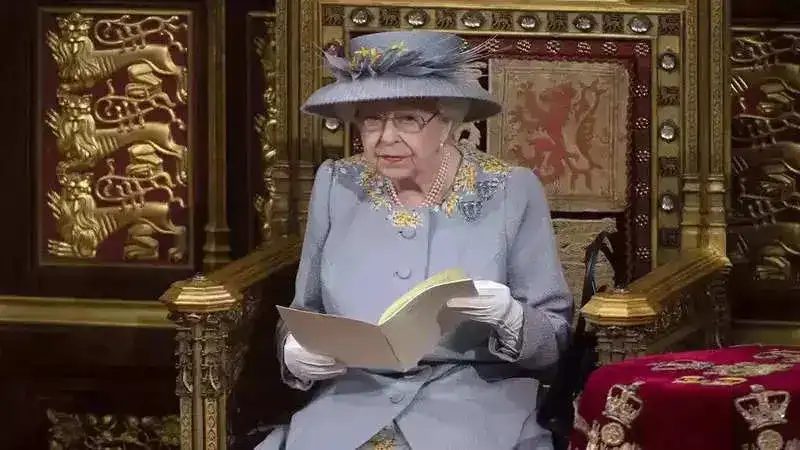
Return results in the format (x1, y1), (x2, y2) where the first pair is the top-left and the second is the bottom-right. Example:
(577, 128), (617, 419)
(257, 149), (572, 450)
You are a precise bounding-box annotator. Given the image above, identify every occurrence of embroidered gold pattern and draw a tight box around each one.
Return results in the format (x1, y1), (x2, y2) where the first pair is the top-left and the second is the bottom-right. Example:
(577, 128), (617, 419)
(370, 437), (396, 450)
(673, 375), (748, 386)
(754, 349), (800, 364)
(704, 362), (794, 378)
(389, 210), (422, 228)
(600, 422), (626, 446)
(579, 382), (645, 450)
(338, 147), (512, 228)
(578, 351), (800, 449)
(649, 359), (714, 371)
(442, 162), (476, 216)
(735, 384), (794, 450)
(360, 425), (405, 450)
(755, 429), (784, 450)
(603, 382), (644, 427)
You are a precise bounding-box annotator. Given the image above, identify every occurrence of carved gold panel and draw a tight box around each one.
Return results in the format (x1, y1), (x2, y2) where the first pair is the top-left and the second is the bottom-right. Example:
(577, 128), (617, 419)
(729, 27), (800, 319)
(37, 8), (193, 267)
(297, 0), (696, 279)
(250, 13), (288, 242)
(48, 409), (179, 449)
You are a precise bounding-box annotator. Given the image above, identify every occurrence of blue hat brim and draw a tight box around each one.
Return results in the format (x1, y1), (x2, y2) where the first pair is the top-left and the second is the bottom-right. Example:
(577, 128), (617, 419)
(301, 75), (502, 123)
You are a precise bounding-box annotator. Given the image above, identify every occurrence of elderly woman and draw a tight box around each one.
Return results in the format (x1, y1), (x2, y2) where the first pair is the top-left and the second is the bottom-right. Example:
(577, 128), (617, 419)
(257, 31), (571, 450)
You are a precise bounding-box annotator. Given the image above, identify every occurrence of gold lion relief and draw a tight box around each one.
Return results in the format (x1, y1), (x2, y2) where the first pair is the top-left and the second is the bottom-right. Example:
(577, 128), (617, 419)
(40, 9), (192, 265)
(730, 30), (800, 286)
(47, 171), (186, 262)
(46, 92), (188, 184)
(47, 12), (188, 103)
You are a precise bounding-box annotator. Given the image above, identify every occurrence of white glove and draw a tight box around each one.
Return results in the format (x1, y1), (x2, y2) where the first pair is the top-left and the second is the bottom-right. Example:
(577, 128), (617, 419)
(446, 280), (524, 350)
(284, 333), (346, 382)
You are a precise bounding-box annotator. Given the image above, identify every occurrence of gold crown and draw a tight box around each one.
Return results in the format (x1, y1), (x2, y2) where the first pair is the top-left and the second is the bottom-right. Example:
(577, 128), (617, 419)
(735, 384), (790, 431)
(602, 382), (644, 427)
(56, 12), (94, 33)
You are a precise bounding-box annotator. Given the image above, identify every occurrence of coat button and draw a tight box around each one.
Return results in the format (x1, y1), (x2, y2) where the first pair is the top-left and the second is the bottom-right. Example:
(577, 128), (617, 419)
(399, 227), (416, 239)
(390, 393), (405, 404)
(394, 268), (411, 279)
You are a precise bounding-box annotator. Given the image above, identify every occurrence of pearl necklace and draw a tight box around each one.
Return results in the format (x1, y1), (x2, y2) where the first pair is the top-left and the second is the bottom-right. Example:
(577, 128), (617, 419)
(388, 148), (451, 208)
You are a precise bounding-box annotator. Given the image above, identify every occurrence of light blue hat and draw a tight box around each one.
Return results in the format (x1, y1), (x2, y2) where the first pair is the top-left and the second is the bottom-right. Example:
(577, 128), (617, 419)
(301, 31), (502, 123)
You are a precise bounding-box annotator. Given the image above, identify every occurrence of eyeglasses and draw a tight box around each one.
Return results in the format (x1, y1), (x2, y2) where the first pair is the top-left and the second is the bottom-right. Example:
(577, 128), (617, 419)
(357, 112), (438, 134)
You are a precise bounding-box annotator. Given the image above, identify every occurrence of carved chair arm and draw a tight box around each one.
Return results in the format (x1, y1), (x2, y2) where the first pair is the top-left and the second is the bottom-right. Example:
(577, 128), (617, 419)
(160, 236), (302, 450)
(581, 248), (732, 365)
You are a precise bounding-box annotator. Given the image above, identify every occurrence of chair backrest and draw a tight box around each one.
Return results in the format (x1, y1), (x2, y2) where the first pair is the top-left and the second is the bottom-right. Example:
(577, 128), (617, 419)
(537, 230), (624, 442)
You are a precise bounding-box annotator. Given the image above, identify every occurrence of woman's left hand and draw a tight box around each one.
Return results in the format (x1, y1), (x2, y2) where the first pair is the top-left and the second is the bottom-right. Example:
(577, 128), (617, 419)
(446, 280), (524, 343)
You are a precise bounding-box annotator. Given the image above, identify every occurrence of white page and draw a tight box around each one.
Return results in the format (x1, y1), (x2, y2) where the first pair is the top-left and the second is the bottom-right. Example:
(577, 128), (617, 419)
(277, 306), (401, 370)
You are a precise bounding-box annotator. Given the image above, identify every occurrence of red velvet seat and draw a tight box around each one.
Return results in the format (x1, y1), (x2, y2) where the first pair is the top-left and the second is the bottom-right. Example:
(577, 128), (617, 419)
(570, 346), (800, 449)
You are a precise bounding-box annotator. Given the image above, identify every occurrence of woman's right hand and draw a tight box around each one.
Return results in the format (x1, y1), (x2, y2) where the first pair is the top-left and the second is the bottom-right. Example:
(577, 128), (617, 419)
(284, 333), (347, 381)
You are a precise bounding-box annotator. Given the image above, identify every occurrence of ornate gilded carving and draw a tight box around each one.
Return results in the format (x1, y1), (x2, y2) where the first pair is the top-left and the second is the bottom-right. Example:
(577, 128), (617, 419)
(164, 274), (240, 450)
(48, 410), (179, 449)
(682, 0), (701, 251)
(40, 10), (191, 265)
(730, 29), (800, 290)
(435, 9), (457, 29)
(659, 228), (680, 248)
(379, 8), (401, 28)
(491, 11), (514, 31)
(603, 13), (624, 34)
(708, 266), (731, 348)
(657, 86), (680, 106)
(47, 170), (187, 260)
(323, 5), (344, 26)
(254, 17), (279, 243)
(659, 157), (679, 177)
(546, 12), (568, 33)
(658, 15), (681, 36)
(48, 13), (188, 101)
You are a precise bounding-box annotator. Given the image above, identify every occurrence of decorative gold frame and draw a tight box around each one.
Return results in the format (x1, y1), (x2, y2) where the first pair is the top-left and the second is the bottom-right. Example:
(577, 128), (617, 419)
(0, 1), (233, 326)
(34, 7), (196, 269)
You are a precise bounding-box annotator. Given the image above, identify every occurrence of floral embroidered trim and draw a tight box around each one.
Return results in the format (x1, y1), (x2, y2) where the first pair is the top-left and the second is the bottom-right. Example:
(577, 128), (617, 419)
(336, 147), (512, 228)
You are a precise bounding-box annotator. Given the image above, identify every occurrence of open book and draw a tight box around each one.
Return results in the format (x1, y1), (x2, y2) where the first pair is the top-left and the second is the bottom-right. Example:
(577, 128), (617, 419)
(277, 268), (478, 371)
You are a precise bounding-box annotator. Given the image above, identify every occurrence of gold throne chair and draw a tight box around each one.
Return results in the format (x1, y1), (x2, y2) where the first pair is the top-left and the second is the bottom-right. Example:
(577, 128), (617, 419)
(159, 0), (731, 448)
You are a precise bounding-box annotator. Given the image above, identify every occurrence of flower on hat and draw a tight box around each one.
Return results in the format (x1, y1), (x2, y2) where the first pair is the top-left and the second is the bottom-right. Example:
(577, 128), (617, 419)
(322, 36), (492, 84)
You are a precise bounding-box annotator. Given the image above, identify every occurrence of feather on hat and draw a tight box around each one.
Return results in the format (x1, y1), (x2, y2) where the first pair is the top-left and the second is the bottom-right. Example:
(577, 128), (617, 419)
(301, 31), (502, 123)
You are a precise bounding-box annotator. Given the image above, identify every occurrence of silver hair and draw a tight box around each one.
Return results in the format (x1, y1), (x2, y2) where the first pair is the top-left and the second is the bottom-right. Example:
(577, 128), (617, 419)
(437, 98), (470, 142)
(437, 98), (470, 124)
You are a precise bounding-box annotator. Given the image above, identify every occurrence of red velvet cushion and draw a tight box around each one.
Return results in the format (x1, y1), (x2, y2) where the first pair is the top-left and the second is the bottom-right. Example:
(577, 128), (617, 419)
(569, 345), (800, 449)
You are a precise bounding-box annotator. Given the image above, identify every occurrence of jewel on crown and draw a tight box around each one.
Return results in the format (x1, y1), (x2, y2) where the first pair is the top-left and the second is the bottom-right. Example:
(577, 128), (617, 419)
(735, 384), (791, 431)
(602, 381), (645, 427)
